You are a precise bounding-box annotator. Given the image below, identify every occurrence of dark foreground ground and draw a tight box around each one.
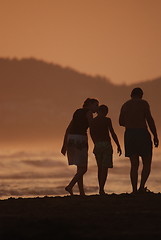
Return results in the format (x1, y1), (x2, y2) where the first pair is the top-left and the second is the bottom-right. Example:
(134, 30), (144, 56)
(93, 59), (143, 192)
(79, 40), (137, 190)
(0, 193), (161, 240)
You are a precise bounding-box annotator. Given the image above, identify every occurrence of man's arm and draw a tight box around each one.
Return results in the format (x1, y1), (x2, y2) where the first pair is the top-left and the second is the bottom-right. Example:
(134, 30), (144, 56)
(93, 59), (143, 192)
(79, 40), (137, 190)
(119, 105), (125, 126)
(145, 104), (159, 147)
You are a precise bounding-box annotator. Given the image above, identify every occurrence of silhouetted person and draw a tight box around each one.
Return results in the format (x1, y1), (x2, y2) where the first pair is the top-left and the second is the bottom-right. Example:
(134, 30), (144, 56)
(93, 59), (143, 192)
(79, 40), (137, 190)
(61, 98), (99, 196)
(119, 88), (159, 194)
(90, 105), (122, 195)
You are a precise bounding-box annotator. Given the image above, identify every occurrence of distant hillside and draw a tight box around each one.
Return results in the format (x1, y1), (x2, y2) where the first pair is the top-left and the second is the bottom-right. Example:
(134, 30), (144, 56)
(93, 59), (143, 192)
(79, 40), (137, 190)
(0, 58), (160, 144)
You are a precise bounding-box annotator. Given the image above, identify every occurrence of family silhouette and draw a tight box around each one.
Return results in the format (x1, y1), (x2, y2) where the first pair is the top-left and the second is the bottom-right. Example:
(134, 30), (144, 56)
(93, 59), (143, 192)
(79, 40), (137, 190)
(61, 88), (159, 195)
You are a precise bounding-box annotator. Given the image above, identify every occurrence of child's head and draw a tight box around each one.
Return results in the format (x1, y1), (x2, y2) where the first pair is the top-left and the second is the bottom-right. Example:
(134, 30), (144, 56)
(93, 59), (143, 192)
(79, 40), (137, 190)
(98, 105), (108, 116)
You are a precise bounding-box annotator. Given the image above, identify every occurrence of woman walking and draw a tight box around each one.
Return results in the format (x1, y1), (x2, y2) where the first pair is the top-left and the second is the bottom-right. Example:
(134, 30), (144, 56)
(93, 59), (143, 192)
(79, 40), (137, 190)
(61, 98), (99, 196)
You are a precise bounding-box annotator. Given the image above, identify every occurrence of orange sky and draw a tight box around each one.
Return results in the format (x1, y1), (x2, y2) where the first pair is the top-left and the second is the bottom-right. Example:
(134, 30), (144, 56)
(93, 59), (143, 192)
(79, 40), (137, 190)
(1, 0), (161, 84)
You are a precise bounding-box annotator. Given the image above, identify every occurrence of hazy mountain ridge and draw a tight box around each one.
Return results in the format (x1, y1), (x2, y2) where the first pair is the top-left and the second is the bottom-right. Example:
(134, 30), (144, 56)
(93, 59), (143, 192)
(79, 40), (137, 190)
(0, 58), (160, 143)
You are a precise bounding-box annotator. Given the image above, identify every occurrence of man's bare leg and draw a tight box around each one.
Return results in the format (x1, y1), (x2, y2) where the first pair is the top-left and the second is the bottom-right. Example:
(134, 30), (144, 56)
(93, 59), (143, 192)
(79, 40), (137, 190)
(130, 155), (139, 193)
(139, 155), (152, 191)
(97, 164), (102, 192)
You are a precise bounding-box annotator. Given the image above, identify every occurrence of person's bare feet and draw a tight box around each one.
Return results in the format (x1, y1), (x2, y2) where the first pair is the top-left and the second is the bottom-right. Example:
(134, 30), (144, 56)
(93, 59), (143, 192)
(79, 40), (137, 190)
(99, 190), (106, 195)
(80, 192), (86, 196)
(65, 186), (73, 196)
(138, 187), (152, 194)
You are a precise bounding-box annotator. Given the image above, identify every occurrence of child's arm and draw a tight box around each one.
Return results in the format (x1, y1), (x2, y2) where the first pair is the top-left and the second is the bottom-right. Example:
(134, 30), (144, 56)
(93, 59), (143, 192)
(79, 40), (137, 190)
(61, 120), (73, 155)
(108, 118), (122, 156)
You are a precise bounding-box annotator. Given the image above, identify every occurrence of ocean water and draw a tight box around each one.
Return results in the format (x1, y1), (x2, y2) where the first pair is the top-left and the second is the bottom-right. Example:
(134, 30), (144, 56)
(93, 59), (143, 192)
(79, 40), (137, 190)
(0, 148), (160, 199)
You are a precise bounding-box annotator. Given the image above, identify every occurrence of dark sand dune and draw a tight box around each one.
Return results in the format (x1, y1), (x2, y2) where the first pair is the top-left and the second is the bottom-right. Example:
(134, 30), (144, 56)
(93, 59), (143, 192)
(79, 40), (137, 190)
(0, 193), (161, 239)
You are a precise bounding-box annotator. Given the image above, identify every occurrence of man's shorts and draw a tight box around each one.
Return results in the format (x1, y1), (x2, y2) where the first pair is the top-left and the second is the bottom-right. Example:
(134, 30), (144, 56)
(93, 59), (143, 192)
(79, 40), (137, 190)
(124, 128), (152, 157)
(93, 141), (113, 168)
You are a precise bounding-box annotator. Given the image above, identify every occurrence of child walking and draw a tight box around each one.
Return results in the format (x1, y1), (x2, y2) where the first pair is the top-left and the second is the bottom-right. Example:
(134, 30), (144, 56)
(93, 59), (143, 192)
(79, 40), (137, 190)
(90, 105), (122, 195)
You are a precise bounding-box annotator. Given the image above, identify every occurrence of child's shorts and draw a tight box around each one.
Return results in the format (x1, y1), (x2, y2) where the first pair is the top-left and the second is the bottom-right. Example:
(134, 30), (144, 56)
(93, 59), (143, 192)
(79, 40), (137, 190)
(93, 141), (113, 168)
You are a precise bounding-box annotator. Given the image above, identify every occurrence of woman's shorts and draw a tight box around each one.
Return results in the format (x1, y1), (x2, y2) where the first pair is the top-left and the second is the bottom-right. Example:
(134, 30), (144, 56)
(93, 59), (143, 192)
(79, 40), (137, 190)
(67, 134), (88, 167)
(124, 128), (152, 157)
(93, 141), (113, 168)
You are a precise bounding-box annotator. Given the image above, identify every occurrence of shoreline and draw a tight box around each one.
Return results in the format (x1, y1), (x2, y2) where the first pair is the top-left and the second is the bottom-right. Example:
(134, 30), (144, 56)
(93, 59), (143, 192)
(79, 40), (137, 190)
(0, 193), (161, 239)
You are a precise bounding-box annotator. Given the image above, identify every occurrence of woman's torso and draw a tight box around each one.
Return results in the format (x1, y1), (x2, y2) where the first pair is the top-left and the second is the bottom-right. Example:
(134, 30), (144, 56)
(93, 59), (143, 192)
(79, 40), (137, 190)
(69, 108), (89, 136)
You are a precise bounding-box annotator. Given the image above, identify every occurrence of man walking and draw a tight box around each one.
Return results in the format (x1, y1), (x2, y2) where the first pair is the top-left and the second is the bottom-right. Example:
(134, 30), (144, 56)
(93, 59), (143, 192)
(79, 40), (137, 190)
(119, 88), (159, 194)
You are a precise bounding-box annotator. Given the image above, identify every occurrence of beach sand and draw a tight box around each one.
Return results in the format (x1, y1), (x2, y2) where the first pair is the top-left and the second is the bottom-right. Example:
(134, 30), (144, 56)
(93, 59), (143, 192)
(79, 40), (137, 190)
(0, 193), (161, 239)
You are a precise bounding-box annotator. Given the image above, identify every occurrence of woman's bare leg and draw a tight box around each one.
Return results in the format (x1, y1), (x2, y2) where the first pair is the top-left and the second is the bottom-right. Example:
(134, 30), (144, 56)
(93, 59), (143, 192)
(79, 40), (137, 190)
(65, 166), (87, 195)
(77, 175), (85, 196)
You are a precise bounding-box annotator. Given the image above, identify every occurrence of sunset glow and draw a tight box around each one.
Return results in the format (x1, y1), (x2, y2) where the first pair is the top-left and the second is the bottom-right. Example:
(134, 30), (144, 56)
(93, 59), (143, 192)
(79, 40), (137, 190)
(0, 0), (161, 199)
(1, 0), (161, 84)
